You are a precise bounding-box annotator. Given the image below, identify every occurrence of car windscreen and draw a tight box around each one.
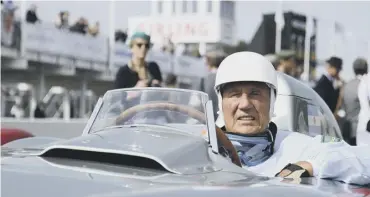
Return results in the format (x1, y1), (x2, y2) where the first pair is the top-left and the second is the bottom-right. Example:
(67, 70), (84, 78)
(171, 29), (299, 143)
(89, 88), (210, 140)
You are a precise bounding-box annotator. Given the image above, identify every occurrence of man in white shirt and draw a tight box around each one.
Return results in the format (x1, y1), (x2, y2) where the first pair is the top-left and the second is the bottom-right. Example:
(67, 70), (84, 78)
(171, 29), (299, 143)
(357, 73), (370, 145)
(10, 97), (25, 118)
(339, 58), (368, 145)
(214, 51), (370, 185)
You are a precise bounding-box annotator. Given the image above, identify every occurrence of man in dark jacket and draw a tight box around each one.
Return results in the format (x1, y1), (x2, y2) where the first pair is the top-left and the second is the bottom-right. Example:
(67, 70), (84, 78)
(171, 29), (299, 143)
(314, 56), (343, 113)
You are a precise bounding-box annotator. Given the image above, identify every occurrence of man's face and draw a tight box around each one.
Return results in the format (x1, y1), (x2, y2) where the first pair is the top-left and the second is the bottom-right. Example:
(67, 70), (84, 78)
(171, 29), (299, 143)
(283, 57), (296, 74)
(327, 64), (340, 77)
(131, 38), (150, 59)
(221, 82), (271, 135)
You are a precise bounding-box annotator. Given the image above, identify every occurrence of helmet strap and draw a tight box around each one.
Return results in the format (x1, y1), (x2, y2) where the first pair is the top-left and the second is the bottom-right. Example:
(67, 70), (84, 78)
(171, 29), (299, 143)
(269, 88), (276, 119)
(215, 93), (225, 128)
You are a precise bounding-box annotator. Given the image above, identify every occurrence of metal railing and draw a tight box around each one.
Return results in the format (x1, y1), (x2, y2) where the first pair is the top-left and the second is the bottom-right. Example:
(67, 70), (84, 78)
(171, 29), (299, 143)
(1, 20), (208, 78)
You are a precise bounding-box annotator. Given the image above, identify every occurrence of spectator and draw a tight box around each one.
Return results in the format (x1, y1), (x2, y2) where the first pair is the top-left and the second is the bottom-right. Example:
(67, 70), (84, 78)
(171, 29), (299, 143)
(1, 1), (17, 47)
(161, 35), (175, 54)
(115, 29), (128, 43)
(114, 32), (162, 89)
(339, 58), (368, 145)
(200, 50), (226, 119)
(34, 102), (46, 118)
(26, 4), (40, 24)
(88, 21), (99, 37)
(10, 97), (24, 118)
(165, 73), (177, 88)
(55, 11), (69, 30)
(276, 50), (297, 76)
(69, 17), (88, 35)
(313, 56), (343, 113)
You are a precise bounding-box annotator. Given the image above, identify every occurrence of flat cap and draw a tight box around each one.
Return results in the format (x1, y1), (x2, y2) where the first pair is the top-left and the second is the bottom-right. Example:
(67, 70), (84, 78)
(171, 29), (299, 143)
(264, 53), (278, 63)
(277, 50), (296, 60)
(353, 57), (368, 70)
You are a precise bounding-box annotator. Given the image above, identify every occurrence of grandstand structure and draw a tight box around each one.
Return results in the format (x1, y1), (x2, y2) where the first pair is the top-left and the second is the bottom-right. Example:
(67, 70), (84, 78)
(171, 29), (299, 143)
(1, 19), (207, 119)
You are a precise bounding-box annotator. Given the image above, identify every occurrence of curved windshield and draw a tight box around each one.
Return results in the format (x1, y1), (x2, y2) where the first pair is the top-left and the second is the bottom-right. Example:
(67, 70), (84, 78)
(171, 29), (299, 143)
(89, 88), (210, 140)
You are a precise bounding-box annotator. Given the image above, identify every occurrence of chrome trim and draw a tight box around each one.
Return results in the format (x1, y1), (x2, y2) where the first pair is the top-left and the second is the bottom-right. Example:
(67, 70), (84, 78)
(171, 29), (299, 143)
(82, 97), (103, 135)
(103, 87), (209, 101)
(206, 100), (218, 154)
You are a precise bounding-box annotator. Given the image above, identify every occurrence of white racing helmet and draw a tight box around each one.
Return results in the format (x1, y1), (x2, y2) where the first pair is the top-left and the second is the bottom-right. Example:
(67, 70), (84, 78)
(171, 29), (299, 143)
(214, 51), (278, 128)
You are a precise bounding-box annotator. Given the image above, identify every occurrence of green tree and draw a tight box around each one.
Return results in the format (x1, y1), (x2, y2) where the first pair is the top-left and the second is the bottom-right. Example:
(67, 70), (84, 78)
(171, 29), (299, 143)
(223, 40), (249, 54)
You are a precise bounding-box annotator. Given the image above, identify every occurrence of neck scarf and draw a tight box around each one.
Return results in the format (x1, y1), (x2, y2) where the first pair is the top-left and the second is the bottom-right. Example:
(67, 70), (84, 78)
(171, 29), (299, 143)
(226, 129), (274, 167)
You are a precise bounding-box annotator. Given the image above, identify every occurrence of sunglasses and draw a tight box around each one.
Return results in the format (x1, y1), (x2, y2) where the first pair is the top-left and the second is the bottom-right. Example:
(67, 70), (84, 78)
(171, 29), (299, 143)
(135, 43), (150, 49)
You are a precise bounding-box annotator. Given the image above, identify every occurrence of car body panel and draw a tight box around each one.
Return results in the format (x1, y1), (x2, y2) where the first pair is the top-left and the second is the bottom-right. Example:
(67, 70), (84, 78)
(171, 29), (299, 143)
(2, 151), (368, 197)
(32, 127), (222, 174)
(2, 73), (361, 197)
(1, 128), (34, 145)
(273, 73), (342, 140)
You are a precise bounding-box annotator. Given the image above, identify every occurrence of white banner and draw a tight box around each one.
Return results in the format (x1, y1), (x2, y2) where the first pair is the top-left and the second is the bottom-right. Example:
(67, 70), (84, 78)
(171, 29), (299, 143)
(24, 23), (109, 63)
(128, 16), (221, 44)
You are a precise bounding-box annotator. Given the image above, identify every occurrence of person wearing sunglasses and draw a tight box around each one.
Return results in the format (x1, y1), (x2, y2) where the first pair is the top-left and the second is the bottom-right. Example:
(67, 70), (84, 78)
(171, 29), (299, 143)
(114, 31), (163, 91)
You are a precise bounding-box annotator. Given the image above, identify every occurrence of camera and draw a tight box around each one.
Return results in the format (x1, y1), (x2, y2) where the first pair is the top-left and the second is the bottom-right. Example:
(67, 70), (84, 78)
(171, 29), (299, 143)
(151, 83), (161, 87)
(147, 79), (161, 87)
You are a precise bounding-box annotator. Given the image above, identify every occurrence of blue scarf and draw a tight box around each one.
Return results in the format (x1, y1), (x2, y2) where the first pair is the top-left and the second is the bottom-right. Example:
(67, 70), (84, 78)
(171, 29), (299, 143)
(226, 130), (274, 167)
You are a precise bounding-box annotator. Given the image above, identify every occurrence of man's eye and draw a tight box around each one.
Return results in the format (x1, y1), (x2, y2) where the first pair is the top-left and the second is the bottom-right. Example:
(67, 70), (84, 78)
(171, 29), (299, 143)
(229, 92), (241, 97)
(250, 91), (260, 95)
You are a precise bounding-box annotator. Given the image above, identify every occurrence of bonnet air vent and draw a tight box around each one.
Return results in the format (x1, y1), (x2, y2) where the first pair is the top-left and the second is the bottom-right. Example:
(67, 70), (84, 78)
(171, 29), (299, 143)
(40, 148), (169, 172)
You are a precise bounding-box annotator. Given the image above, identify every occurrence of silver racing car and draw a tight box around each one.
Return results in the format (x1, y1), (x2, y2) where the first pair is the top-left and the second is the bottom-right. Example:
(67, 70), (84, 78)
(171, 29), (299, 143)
(2, 73), (368, 197)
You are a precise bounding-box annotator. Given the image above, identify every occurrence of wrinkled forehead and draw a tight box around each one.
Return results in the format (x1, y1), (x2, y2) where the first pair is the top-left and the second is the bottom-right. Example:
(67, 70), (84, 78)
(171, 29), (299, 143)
(220, 81), (269, 95)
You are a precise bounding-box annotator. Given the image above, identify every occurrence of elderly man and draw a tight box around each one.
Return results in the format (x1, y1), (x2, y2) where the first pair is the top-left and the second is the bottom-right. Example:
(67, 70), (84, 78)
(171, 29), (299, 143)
(214, 51), (370, 185)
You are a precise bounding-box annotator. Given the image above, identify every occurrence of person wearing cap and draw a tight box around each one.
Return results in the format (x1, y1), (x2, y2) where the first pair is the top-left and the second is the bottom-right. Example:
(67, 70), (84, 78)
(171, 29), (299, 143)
(313, 56), (343, 113)
(214, 51), (370, 185)
(339, 58), (368, 145)
(114, 31), (163, 90)
(357, 63), (370, 145)
(276, 50), (297, 77)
